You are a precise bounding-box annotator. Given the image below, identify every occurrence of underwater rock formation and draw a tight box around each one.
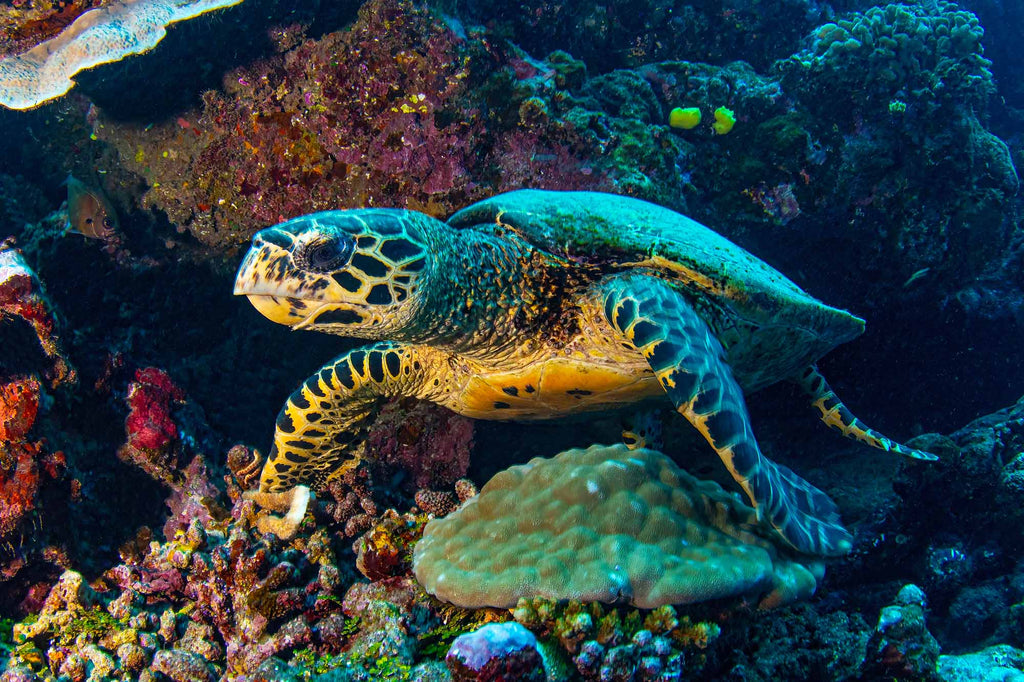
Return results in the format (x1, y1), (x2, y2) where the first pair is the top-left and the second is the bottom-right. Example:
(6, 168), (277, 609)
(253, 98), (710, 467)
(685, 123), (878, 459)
(866, 395), (1024, 652)
(938, 644), (1024, 682)
(860, 584), (941, 681)
(0, 244), (74, 594)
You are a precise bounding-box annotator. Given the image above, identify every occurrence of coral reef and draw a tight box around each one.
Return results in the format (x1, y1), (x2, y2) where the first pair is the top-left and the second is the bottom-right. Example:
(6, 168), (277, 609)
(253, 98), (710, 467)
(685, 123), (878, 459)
(0, 0), (1023, 678)
(366, 399), (473, 492)
(0, 243), (74, 595)
(2, 485), (350, 680)
(95, 0), (486, 247)
(445, 621), (544, 681)
(511, 599), (719, 681)
(781, 3), (994, 117)
(709, 604), (871, 681)
(0, 0), (244, 110)
(118, 367), (186, 485)
(414, 444), (824, 610)
(443, 0), (823, 74)
(861, 584), (941, 680)
(767, 2), (1017, 313)
(0, 244), (74, 388)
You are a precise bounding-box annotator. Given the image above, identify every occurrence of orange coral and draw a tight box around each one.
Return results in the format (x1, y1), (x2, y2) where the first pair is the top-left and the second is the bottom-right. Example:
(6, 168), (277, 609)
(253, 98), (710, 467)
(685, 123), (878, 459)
(0, 376), (40, 442)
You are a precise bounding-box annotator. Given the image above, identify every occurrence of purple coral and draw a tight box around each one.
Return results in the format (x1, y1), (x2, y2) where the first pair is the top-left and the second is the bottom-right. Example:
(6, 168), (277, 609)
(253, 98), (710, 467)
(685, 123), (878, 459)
(446, 621), (546, 682)
(366, 399), (473, 491)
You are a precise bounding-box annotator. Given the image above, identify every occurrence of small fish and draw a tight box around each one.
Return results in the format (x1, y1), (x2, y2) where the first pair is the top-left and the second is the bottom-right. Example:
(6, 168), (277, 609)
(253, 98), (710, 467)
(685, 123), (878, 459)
(64, 174), (118, 240)
(902, 267), (930, 289)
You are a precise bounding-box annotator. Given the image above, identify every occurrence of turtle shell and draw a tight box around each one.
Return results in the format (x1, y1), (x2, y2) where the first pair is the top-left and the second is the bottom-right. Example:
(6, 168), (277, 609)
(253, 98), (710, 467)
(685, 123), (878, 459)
(449, 189), (866, 389)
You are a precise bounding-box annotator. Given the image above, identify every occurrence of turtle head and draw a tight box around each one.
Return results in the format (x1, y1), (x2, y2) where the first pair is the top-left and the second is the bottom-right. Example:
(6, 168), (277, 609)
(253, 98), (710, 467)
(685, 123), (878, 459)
(234, 209), (435, 336)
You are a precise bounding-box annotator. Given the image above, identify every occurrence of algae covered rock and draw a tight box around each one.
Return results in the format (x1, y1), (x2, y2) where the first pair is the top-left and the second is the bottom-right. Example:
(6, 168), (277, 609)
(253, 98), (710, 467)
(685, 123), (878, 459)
(413, 443), (824, 610)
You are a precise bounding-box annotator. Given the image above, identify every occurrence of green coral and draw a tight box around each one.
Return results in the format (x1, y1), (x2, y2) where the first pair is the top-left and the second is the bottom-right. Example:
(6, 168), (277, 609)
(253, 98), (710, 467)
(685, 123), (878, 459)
(292, 648), (346, 676)
(511, 598), (720, 656)
(53, 607), (128, 647)
(417, 607), (510, 658)
(783, 2), (994, 115)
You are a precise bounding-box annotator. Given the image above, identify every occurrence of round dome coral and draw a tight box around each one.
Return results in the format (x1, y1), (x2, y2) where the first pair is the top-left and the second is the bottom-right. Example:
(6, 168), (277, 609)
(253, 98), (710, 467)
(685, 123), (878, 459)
(413, 443), (824, 610)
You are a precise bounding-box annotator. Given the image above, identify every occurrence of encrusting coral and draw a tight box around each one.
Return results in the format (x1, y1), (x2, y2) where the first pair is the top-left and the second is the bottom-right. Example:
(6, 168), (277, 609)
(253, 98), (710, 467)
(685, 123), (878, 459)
(413, 443), (824, 610)
(0, 242), (74, 573)
(0, 0), (244, 110)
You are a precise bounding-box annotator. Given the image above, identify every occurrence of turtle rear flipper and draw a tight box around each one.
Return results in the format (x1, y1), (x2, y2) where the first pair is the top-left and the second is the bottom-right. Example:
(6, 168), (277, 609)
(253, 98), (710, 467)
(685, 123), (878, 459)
(794, 365), (937, 461)
(599, 273), (853, 556)
(621, 409), (664, 450)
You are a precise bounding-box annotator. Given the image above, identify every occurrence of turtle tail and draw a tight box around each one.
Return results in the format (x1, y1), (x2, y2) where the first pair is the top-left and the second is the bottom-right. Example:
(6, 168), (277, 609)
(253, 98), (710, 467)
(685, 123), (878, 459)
(794, 365), (937, 461)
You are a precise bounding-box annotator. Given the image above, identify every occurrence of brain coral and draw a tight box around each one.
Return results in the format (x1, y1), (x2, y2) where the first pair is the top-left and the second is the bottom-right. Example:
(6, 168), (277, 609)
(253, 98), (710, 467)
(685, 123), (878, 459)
(413, 444), (824, 610)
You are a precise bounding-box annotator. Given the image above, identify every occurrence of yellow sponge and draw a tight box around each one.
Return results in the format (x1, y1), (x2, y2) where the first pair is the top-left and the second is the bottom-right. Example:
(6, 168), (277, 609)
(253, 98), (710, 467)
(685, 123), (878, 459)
(712, 106), (736, 135)
(668, 107), (702, 130)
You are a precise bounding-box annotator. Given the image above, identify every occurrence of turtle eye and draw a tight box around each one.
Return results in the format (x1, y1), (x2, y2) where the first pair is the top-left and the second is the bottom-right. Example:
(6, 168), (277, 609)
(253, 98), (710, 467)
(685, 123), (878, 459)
(296, 236), (354, 273)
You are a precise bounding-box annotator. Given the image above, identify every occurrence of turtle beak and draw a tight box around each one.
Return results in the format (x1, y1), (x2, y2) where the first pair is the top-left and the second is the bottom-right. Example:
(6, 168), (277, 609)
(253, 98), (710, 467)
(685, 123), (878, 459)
(234, 229), (311, 326)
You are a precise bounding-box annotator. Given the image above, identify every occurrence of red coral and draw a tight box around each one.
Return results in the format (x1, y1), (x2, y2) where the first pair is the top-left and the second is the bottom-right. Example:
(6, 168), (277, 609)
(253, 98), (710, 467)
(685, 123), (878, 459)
(0, 245), (74, 387)
(119, 367), (186, 483)
(0, 441), (41, 537)
(0, 376), (40, 441)
(124, 367), (183, 451)
(0, 247), (71, 572)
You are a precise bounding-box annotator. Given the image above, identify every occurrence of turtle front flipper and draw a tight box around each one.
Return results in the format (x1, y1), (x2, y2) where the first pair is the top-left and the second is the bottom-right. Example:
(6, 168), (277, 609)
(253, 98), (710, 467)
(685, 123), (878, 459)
(260, 341), (445, 492)
(793, 365), (937, 461)
(598, 273), (852, 556)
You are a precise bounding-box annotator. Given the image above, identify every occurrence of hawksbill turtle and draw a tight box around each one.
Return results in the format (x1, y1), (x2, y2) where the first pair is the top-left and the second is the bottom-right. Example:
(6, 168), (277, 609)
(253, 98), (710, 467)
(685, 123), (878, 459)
(234, 189), (934, 556)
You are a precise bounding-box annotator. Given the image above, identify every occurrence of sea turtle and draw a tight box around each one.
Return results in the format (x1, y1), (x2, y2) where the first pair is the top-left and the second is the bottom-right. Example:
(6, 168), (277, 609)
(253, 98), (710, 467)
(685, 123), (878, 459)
(234, 189), (934, 556)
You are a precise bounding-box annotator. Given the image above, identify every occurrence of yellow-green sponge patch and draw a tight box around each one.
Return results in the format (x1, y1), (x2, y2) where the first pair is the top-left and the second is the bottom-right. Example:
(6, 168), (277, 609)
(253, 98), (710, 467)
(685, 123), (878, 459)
(669, 107), (701, 130)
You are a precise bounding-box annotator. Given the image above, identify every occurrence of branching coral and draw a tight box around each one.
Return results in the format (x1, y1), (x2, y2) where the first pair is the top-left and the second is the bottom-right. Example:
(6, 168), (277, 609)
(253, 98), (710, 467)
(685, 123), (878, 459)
(5, 494), (348, 679)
